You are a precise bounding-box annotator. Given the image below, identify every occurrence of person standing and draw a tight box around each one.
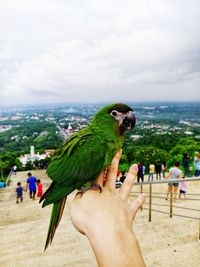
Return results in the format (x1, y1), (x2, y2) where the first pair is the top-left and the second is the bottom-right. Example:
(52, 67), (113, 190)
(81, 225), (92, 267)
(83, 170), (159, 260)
(148, 162), (155, 182)
(26, 172), (37, 200)
(182, 154), (189, 177)
(137, 161), (144, 183)
(161, 162), (166, 179)
(36, 179), (43, 197)
(13, 165), (17, 175)
(179, 178), (187, 199)
(155, 161), (162, 180)
(16, 182), (23, 204)
(165, 162), (183, 202)
(142, 164), (145, 177)
(194, 152), (200, 177)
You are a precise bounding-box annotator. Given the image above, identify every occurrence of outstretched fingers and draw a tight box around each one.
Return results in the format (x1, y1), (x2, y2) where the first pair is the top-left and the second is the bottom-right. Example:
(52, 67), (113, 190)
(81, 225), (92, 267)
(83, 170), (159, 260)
(104, 149), (122, 191)
(130, 193), (146, 220)
(119, 164), (138, 200)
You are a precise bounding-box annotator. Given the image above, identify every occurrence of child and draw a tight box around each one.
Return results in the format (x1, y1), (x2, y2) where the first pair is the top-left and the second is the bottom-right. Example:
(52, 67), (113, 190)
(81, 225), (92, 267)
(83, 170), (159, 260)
(179, 178), (187, 199)
(16, 182), (23, 204)
(36, 179), (43, 197)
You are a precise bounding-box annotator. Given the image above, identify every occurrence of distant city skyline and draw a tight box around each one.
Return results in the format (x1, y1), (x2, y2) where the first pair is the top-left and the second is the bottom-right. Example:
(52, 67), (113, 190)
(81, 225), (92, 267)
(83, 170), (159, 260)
(0, 0), (199, 105)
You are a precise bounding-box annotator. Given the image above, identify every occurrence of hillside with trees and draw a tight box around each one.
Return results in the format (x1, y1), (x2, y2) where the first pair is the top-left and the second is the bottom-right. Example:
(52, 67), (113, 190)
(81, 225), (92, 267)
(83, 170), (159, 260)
(0, 102), (200, 179)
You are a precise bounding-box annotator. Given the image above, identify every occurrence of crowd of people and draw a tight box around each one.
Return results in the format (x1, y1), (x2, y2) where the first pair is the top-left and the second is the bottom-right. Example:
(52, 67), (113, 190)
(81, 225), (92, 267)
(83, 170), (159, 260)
(15, 172), (43, 204)
(117, 151), (200, 202)
(15, 152), (200, 205)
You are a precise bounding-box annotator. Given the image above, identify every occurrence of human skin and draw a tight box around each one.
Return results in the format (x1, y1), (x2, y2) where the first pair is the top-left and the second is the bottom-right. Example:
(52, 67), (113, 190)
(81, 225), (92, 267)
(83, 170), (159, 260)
(70, 150), (146, 267)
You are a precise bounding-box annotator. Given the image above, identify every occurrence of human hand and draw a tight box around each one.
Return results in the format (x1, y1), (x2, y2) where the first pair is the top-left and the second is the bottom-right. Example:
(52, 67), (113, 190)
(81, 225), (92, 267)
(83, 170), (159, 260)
(70, 150), (146, 267)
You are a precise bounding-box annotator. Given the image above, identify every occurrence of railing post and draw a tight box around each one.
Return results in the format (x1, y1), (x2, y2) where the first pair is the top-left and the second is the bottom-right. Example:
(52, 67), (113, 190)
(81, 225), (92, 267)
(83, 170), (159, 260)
(149, 183), (152, 222)
(6, 170), (13, 186)
(199, 220), (200, 240)
(140, 184), (143, 211)
(170, 187), (173, 218)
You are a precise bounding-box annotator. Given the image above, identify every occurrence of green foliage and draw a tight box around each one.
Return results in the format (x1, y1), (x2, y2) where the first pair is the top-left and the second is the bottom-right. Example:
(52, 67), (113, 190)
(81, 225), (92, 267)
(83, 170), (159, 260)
(25, 161), (35, 171)
(34, 157), (51, 169)
(0, 151), (21, 176)
(167, 138), (200, 168)
(0, 121), (62, 152)
(119, 163), (130, 173)
(134, 147), (168, 171)
(122, 126), (200, 173)
(0, 113), (200, 176)
(119, 154), (129, 164)
(121, 144), (170, 173)
(0, 177), (7, 182)
(124, 130), (183, 151)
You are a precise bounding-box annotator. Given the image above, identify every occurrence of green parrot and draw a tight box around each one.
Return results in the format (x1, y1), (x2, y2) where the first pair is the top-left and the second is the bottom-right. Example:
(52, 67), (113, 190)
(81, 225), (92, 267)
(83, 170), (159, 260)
(40, 103), (136, 250)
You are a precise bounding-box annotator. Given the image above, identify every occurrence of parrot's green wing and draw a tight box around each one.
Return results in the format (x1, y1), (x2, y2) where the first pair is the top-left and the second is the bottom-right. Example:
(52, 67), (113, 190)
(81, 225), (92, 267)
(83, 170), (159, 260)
(43, 131), (119, 206)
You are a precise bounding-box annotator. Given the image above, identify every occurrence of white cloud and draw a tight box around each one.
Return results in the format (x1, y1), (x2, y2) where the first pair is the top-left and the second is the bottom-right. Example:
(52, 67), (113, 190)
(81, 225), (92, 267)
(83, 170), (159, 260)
(0, 0), (200, 104)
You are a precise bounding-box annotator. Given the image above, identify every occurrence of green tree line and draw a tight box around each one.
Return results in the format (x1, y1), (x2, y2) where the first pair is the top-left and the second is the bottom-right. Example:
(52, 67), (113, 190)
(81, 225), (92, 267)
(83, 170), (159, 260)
(0, 129), (200, 180)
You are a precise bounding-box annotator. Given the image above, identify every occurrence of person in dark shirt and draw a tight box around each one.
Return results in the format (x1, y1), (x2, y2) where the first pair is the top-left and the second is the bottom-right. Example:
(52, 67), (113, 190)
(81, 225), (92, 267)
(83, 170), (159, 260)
(182, 154), (189, 176)
(119, 171), (126, 183)
(137, 161), (144, 183)
(26, 172), (37, 200)
(155, 161), (162, 180)
(16, 182), (23, 204)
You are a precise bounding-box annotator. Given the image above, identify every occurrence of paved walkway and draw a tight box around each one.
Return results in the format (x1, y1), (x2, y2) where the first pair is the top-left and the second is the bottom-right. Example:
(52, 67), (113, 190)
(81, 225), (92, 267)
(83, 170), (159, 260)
(0, 171), (200, 266)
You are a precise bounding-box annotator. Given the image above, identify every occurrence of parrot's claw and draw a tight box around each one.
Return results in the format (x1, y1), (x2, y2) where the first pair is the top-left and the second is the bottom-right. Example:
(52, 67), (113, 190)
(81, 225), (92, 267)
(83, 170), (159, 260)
(80, 184), (102, 195)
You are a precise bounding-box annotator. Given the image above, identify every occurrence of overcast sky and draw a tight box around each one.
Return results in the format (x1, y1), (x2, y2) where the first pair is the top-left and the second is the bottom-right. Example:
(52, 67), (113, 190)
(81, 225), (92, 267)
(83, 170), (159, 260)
(0, 0), (199, 105)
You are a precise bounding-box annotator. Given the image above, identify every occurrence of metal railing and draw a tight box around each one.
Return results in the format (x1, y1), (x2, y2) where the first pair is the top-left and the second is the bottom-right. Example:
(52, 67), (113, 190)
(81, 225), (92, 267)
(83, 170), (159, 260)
(5, 170), (13, 186)
(130, 177), (200, 239)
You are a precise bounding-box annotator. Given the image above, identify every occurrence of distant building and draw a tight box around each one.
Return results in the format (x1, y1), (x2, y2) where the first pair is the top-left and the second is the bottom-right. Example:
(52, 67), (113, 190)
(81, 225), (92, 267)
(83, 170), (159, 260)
(10, 116), (21, 121)
(179, 120), (191, 126)
(11, 135), (20, 141)
(19, 146), (49, 166)
(184, 131), (193, 135)
(45, 149), (55, 156)
(131, 135), (142, 141)
(40, 131), (49, 136)
(64, 123), (74, 137)
(0, 117), (9, 122)
(0, 125), (12, 132)
(30, 116), (39, 120)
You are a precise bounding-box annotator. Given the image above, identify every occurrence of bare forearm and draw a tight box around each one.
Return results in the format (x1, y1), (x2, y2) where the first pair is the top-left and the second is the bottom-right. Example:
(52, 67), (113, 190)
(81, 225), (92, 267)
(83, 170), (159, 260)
(86, 226), (145, 267)
(70, 156), (146, 267)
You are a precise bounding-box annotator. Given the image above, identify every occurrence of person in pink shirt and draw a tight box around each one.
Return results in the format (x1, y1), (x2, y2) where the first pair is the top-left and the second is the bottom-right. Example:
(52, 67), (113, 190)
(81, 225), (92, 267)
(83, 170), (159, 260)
(179, 178), (187, 199)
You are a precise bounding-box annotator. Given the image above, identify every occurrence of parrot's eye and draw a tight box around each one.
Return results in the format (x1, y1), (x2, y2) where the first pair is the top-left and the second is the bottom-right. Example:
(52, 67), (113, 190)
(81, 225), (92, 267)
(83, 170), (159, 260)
(111, 111), (118, 117)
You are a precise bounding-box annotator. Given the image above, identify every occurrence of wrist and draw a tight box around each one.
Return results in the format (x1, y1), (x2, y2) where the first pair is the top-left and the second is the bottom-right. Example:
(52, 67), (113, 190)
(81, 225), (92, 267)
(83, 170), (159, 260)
(86, 225), (144, 267)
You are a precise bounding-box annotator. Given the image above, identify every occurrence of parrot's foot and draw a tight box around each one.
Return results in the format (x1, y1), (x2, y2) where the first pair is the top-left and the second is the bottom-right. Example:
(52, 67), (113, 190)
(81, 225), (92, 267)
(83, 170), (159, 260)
(80, 184), (102, 195)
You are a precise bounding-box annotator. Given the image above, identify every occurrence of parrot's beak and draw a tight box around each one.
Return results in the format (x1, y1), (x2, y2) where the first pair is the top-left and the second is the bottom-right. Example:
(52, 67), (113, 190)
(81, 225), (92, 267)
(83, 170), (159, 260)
(119, 111), (136, 134)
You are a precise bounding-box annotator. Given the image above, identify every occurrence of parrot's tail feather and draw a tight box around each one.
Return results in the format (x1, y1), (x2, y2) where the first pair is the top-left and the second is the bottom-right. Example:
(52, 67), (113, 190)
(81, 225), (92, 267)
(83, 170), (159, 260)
(44, 197), (67, 251)
(39, 182), (55, 204)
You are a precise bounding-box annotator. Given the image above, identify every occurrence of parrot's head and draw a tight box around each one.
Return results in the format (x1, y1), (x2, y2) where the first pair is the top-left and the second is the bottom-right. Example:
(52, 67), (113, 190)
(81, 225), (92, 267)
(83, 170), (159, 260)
(92, 103), (136, 136)
(108, 103), (136, 135)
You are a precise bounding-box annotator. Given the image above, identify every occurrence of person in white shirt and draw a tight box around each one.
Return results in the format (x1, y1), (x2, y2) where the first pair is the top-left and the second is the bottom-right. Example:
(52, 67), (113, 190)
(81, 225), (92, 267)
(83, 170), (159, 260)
(165, 162), (183, 202)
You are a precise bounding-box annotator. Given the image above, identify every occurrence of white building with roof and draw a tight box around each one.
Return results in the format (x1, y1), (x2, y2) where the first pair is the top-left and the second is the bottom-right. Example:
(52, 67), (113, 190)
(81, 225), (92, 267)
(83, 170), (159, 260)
(19, 146), (48, 166)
